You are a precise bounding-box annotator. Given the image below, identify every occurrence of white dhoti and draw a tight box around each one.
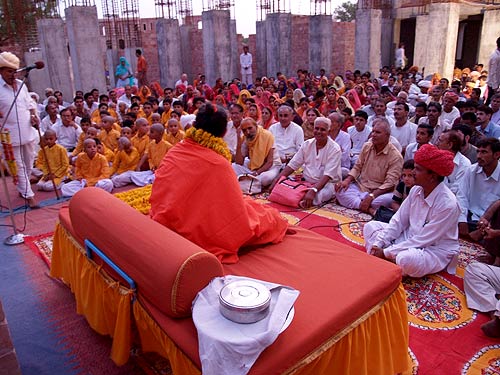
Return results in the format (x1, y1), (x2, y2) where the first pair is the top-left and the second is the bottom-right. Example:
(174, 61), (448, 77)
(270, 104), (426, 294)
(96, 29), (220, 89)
(464, 262), (500, 315)
(13, 142), (36, 199)
(363, 220), (455, 278)
(313, 183), (335, 206)
(112, 171), (133, 188)
(336, 183), (393, 210)
(61, 178), (113, 197)
(232, 160), (280, 187)
(36, 180), (60, 191)
(130, 170), (155, 187)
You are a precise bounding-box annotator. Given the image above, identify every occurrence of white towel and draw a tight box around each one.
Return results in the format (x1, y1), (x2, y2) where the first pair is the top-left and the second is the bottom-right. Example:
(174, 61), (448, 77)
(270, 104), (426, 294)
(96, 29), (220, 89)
(192, 275), (300, 375)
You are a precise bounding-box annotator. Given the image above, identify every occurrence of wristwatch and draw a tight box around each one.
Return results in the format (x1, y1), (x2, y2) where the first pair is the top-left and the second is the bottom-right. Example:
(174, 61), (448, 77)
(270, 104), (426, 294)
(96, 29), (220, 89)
(311, 187), (318, 193)
(368, 193), (375, 199)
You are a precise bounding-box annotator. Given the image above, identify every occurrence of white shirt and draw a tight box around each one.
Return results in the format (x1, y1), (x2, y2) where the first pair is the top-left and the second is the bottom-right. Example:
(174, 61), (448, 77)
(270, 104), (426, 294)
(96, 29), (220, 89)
(117, 94), (132, 107)
(288, 137), (342, 184)
(360, 105), (375, 117)
(268, 122), (304, 160)
(487, 48), (500, 89)
(374, 183), (460, 265)
(53, 123), (83, 149)
(418, 116), (451, 145)
(240, 52), (253, 74)
(404, 142), (419, 161)
(445, 152), (471, 195)
(440, 106), (460, 127)
(492, 110), (500, 127)
(330, 130), (351, 170)
(348, 125), (372, 155)
(175, 79), (189, 88)
(223, 121), (240, 155)
(0, 77), (37, 146)
(367, 114), (395, 129)
(390, 120), (417, 149)
(456, 162), (500, 223)
(40, 115), (61, 135)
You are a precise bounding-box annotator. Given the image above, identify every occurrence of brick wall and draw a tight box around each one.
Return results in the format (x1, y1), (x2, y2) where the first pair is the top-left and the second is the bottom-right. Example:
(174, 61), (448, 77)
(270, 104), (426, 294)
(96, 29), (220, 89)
(331, 21), (356, 75)
(190, 28), (205, 79)
(291, 15), (310, 76)
(140, 18), (160, 85)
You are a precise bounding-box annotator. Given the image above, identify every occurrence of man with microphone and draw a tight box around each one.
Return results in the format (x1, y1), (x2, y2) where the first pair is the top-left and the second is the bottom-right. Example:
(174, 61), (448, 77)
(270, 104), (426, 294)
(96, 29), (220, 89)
(0, 52), (41, 208)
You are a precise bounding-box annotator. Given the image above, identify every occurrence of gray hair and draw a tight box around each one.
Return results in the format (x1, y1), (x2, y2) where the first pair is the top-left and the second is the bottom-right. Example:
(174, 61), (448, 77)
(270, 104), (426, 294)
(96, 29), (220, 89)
(372, 116), (391, 135)
(314, 116), (331, 131)
(328, 112), (345, 125)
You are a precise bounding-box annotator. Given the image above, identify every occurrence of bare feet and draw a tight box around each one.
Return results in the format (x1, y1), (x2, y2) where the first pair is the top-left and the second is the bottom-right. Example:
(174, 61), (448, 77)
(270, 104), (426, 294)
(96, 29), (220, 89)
(481, 316), (500, 338)
(26, 197), (40, 209)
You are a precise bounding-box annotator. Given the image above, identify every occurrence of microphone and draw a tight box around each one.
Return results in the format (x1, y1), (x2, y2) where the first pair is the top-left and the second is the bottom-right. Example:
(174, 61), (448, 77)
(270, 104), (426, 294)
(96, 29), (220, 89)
(16, 61), (45, 73)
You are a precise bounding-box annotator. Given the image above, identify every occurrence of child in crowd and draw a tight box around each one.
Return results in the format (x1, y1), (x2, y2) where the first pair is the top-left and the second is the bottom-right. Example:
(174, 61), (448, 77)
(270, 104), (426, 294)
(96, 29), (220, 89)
(347, 110), (371, 167)
(61, 138), (113, 197)
(96, 139), (115, 165)
(131, 118), (150, 161)
(120, 126), (133, 141)
(404, 123), (434, 161)
(111, 137), (140, 188)
(99, 115), (121, 151)
(129, 123), (172, 187)
(35, 130), (70, 191)
(160, 98), (173, 124)
(151, 113), (161, 125)
(371, 159), (415, 220)
(71, 117), (92, 157)
(164, 118), (185, 146)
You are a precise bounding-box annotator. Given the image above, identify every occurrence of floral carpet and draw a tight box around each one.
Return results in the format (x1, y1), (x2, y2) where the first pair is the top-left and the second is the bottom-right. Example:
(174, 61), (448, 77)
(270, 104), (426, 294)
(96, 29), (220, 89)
(26, 186), (499, 375)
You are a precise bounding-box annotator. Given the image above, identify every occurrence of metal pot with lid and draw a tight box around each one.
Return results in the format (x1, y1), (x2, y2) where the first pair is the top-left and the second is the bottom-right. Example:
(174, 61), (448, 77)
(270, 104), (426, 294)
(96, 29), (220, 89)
(219, 279), (271, 324)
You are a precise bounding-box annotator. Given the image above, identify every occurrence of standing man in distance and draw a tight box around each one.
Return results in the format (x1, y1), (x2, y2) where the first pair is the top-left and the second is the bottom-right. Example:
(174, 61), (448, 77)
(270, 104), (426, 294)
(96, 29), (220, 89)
(486, 37), (500, 105)
(135, 49), (148, 87)
(240, 45), (253, 87)
(0, 52), (40, 208)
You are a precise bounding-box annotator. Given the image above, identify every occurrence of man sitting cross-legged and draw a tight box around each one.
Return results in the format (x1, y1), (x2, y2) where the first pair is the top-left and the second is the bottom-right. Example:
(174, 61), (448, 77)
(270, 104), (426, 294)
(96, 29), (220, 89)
(364, 144), (461, 277)
(232, 117), (281, 189)
(270, 117), (342, 209)
(335, 117), (403, 214)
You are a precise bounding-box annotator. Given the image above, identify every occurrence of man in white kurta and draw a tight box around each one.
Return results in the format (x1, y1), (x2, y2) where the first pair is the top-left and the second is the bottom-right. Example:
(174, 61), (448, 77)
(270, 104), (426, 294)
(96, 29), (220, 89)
(269, 105), (304, 163)
(364, 144), (461, 278)
(240, 46), (253, 86)
(272, 117), (341, 208)
(0, 52), (40, 207)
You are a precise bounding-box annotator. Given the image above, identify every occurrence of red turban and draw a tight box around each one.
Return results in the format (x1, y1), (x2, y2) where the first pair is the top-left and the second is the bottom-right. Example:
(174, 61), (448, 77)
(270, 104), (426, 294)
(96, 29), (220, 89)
(414, 144), (455, 177)
(443, 91), (459, 104)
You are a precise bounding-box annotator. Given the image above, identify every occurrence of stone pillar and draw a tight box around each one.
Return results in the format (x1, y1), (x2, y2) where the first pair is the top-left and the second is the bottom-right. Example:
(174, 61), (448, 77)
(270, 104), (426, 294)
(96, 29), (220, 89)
(256, 21), (267, 77)
(265, 13), (292, 77)
(309, 15), (333, 75)
(24, 50), (51, 98)
(156, 18), (182, 88)
(202, 10), (232, 85)
(355, 8), (382, 75)
(106, 49), (119, 89)
(37, 18), (74, 100)
(425, 2), (460, 80)
(179, 25), (193, 81)
(380, 15), (393, 68)
(413, 15), (429, 74)
(230, 20), (238, 81)
(478, 9), (500, 68)
(65, 6), (107, 94)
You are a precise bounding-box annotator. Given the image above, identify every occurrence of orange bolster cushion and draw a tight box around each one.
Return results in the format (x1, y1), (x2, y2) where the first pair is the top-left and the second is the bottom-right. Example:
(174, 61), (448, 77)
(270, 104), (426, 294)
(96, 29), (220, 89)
(68, 187), (224, 318)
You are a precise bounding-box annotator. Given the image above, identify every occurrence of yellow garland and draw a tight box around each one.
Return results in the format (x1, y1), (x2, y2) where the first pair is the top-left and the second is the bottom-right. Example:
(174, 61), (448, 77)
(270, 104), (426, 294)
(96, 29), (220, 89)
(185, 127), (232, 161)
(114, 185), (152, 214)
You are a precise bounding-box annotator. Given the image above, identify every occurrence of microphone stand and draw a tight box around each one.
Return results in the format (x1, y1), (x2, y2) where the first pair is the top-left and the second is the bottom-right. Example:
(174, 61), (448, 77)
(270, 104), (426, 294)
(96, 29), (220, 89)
(0, 69), (33, 245)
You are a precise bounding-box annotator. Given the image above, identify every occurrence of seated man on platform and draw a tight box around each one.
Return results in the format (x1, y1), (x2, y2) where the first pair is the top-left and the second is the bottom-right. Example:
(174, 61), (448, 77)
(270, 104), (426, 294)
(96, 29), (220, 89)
(150, 103), (288, 264)
(457, 138), (500, 242)
(271, 117), (342, 208)
(232, 117), (281, 189)
(335, 117), (403, 214)
(364, 144), (461, 277)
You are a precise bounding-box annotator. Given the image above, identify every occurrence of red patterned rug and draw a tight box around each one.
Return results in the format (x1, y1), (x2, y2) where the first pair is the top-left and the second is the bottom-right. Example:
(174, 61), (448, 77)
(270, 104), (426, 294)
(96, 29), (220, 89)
(25, 196), (499, 375)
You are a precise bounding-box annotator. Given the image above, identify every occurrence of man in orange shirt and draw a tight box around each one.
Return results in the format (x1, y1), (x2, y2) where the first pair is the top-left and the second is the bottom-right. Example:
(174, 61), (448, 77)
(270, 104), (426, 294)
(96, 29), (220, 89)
(136, 49), (148, 87)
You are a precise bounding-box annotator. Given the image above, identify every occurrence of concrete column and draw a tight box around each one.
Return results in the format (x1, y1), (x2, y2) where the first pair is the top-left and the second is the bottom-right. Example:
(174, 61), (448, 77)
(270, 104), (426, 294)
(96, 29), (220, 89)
(256, 21), (267, 77)
(37, 18), (74, 100)
(380, 16), (393, 68)
(309, 15), (333, 75)
(180, 25), (193, 81)
(413, 14), (429, 73)
(355, 8), (382, 75)
(425, 2), (460, 80)
(24, 50), (51, 98)
(156, 18), (182, 88)
(106, 50), (119, 89)
(230, 20), (238, 81)
(265, 13), (292, 77)
(202, 10), (232, 85)
(65, 6), (107, 94)
(478, 9), (500, 68)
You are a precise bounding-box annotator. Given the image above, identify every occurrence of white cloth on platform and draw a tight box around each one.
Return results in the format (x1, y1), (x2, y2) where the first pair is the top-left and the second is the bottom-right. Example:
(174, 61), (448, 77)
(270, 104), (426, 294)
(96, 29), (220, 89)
(363, 183), (460, 277)
(464, 262), (500, 315)
(192, 275), (299, 375)
(130, 170), (155, 187)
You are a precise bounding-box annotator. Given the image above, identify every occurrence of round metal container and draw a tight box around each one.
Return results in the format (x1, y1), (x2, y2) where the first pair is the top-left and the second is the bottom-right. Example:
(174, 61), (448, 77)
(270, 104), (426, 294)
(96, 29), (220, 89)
(219, 280), (271, 324)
